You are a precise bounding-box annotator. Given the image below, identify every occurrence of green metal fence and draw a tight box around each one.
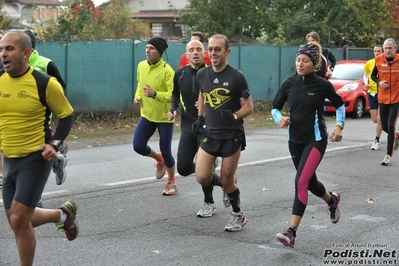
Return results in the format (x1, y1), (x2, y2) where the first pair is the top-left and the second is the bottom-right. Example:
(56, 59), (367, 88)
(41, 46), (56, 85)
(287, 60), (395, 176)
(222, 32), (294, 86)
(36, 40), (369, 113)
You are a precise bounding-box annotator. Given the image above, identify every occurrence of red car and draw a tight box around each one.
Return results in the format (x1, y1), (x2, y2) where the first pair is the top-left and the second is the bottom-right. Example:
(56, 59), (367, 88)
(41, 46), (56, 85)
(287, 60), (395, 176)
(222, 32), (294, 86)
(324, 60), (369, 118)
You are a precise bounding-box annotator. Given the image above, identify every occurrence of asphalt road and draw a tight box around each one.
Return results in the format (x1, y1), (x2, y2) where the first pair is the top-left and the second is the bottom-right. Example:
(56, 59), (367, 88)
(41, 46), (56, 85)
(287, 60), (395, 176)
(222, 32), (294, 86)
(0, 118), (398, 266)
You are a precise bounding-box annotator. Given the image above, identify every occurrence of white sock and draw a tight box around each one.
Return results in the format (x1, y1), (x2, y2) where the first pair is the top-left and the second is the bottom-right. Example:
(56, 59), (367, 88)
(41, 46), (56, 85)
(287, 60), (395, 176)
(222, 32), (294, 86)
(59, 209), (67, 224)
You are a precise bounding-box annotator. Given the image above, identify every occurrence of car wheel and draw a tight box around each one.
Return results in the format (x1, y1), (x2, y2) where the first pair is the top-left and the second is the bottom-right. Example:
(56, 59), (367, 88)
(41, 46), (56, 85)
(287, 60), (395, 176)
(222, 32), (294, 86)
(351, 98), (364, 118)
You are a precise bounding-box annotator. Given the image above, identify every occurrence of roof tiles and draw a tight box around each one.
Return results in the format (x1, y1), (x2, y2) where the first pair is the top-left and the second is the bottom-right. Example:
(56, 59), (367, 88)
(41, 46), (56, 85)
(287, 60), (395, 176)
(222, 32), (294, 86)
(15, 0), (64, 5)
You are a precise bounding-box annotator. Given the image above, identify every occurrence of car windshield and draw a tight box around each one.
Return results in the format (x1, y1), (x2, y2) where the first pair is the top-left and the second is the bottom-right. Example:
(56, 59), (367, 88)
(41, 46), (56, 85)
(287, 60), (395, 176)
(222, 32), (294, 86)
(329, 63), (364, 80)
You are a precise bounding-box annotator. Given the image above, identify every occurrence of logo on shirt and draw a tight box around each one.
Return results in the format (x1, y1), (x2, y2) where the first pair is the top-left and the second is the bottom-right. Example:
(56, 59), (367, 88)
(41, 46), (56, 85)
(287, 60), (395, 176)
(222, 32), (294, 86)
(213, 78), (219, 84)
(17, 90), (30, 99)
(203, 87), (231, 109)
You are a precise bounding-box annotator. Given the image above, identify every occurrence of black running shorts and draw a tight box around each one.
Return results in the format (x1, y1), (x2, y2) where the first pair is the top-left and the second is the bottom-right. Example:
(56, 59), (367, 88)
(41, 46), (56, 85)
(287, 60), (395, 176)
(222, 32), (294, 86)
(200, 134), (246, 157)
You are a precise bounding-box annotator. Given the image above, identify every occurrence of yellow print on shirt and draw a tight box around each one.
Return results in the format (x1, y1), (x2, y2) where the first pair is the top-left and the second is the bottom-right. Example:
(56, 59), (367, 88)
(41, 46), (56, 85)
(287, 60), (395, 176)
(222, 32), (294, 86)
(203, 87), (231, 109)
(17, 90), (30, 99)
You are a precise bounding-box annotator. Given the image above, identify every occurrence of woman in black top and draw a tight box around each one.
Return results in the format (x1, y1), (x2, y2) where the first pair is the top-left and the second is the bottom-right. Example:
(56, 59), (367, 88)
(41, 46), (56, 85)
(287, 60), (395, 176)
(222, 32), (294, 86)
(271, 42), (345, 248)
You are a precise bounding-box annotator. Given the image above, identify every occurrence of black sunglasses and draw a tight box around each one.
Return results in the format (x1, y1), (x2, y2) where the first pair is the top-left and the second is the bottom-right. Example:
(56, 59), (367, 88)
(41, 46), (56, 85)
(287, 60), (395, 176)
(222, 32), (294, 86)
(207, 46), (224, 52)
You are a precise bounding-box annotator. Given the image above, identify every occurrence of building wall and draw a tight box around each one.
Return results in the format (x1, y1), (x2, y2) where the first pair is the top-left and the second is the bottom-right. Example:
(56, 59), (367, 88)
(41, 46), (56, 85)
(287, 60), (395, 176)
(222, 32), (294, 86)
(3, 2), (61, 27)
(128, 0), (187, 12)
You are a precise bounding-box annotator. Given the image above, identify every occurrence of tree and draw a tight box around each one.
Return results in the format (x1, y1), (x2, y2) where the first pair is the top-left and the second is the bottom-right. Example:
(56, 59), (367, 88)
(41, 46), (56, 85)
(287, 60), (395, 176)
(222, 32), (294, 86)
(0, 0), (15, 31)
(180, 0), (399, 47)
(179, 0), (275, 39)
(97, 0), (133, 39)
(55, 0), (102, 40)
(53, 0), (139, 41)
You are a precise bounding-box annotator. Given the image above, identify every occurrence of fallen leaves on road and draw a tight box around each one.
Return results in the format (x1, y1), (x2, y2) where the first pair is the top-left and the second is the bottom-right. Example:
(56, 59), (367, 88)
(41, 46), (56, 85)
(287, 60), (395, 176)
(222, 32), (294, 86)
(365, 198), (375, 204)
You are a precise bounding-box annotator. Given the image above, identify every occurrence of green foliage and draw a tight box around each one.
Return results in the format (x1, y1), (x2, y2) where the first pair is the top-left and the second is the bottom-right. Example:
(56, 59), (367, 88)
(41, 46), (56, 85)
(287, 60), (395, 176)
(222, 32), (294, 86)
(0, 0), (15, 31)
(181, 0), (399, 47)
(179, 0), (275, 39)
(97, 0), (133, 39)
(52, 0), (135, 41)
(54, 0), (101, 40)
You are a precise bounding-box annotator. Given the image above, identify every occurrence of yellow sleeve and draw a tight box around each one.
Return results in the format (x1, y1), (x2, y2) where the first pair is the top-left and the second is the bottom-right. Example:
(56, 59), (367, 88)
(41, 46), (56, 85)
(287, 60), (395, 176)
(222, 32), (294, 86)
(45, 77), (74, 118)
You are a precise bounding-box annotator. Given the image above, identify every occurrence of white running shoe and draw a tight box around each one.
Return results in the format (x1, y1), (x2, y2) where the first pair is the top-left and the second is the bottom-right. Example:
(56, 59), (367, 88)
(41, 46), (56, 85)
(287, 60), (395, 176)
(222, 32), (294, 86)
(224, 212), (248, 232)
(53, 154), (68, 185)
(196, 203), (216, 218)
(381, 154), (391, 166)
(371, 140), (380, 150)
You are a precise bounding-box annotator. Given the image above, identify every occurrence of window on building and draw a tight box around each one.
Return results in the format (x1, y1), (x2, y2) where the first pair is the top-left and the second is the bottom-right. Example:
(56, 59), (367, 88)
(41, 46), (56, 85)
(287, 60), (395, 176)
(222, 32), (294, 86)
(151, 23), (162, 37)
(150, 22), (188, 38)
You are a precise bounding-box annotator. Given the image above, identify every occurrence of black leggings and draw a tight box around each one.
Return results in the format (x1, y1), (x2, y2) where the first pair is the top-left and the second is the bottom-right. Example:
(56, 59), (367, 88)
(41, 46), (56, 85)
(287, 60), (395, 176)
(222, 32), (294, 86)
(289, 139), (328, 217)
(176, 131), (203, 176)
(379, 103), (399, 156)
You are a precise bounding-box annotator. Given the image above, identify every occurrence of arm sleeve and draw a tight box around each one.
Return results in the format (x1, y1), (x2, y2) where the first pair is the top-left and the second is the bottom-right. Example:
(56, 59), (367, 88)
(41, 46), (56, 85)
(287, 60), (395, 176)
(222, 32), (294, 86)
(271, 108), (283, 126)
(271, 79), (289, 125)
(52, 115), (74, 141)
(335, 105), (345, 124)
(47, 61), (66, 90)
(371, 63), (380, 84)
(134, 63), (143, 99)
(328, 50), (336, 70)
(325, 81), (345, 123)
(171, 71), (181, 112)
(155, 67), (174, 103)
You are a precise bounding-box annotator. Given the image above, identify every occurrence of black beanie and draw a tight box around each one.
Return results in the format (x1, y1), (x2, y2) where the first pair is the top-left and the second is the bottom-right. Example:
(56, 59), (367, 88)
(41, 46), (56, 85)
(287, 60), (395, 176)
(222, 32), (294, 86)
(147, 37), (168, 56)
(23, 30), (36, 49)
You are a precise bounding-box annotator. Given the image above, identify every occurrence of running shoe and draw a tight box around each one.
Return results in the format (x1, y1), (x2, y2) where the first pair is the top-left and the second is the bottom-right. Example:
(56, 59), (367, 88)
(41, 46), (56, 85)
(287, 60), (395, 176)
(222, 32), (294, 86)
(222, 190), (230, 208)
(196, 202), (216, 218)
(59, 141), (68, 155)
(155, 155), (166, 180)
(213, 158), (219, 171)
(371, 140), (380, 150)
(221, 175), (237, 208)
(162, 181), (178, 195)
(276, 228), (296, 248)
(53, 154), (68, 185)
(381, 154), (391, 166)
(224, 212), (248, 232)
(328, 191), (341, 224)
(56, 199), (79, 241)
(394, 133), (399, 151)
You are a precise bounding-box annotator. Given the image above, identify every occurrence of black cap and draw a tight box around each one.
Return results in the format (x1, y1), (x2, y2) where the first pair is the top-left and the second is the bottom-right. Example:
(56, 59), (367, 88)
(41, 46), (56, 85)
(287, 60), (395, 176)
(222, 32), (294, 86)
(23, 30), (36, 49)
(147, 37), (168, 56)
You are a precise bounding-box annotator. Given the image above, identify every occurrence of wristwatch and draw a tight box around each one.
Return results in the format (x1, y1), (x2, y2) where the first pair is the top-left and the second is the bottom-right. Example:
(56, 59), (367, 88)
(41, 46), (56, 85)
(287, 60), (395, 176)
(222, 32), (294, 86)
(335, 122), (344, 130)
(152, 91), (157, 99)
(50, 140), (63, 151)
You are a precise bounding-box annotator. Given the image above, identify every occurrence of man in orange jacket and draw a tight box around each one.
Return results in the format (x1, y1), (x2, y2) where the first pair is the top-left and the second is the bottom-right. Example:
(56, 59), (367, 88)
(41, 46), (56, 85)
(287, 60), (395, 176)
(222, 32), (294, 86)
(371, 38), (399, 165)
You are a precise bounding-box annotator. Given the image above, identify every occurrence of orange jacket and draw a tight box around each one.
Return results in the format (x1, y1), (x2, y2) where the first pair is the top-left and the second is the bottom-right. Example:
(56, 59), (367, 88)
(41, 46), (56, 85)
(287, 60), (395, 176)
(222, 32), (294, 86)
(375, 53), (399, 104)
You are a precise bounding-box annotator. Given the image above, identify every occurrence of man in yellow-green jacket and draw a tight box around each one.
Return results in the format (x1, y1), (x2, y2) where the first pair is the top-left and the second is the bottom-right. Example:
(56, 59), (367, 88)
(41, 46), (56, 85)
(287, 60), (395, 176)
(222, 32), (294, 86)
(133, 37), (177, 195)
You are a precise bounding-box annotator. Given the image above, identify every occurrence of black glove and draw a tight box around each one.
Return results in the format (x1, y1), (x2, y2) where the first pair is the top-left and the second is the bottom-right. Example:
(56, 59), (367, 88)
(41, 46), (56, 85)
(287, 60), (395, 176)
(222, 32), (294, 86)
(192, 116), (205, 133)
(221, 110), (237, 122)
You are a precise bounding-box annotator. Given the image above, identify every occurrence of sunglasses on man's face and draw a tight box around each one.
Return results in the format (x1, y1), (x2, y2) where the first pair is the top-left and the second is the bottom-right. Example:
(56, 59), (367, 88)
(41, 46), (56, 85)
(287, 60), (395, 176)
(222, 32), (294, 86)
(207, 46), (224, 52)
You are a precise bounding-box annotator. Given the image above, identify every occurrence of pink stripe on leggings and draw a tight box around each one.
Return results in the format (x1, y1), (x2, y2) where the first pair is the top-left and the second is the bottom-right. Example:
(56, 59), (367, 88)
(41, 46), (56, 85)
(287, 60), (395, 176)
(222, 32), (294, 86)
(297, 147), (322, 205)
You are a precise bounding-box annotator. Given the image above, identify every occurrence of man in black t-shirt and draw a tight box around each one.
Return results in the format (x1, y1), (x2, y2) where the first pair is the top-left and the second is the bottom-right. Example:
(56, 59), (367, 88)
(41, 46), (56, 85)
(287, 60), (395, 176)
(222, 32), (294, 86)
(192, 34), (253, 232)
